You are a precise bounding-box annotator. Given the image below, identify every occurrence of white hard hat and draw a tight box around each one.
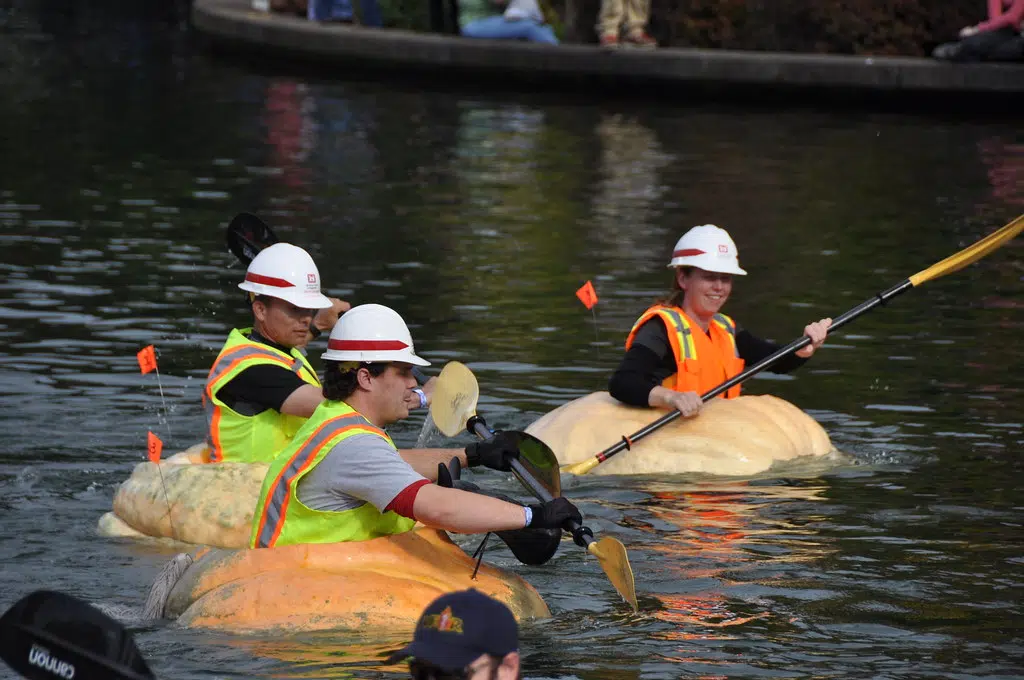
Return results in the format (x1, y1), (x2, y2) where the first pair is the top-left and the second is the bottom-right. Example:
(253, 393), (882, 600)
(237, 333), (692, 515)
(321, 303), (430, 366)
(667, 224), (747, 275)
(238, 243), (333, 309)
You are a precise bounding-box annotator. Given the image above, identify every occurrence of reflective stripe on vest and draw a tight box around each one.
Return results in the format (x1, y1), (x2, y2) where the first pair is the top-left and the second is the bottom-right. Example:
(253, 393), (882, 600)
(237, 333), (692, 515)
(625, 306), (744, 399)
(711, 313), (739, 357)
(252, 412), (368, 548)
(655, 307), (697, 360)
(203, 328), (320, 463)
(250, 403), (415, 548)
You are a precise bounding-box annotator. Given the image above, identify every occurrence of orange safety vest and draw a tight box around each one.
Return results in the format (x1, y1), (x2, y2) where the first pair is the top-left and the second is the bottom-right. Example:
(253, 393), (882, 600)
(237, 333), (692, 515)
(625, 305), (745, 399)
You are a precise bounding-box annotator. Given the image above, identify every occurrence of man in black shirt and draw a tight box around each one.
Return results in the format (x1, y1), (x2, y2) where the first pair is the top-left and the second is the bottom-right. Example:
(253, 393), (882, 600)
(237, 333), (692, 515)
(204, 242), (350, 463)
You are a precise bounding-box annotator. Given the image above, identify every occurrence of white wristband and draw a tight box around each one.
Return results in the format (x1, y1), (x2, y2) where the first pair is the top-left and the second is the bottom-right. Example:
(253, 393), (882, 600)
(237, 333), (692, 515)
(412, 388), (427, 409)
(522, 506), (532, 528)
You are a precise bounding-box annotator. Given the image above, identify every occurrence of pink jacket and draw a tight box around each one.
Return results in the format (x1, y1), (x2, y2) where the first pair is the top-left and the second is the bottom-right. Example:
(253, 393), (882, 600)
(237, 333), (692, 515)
(976, 0), (1024, 33)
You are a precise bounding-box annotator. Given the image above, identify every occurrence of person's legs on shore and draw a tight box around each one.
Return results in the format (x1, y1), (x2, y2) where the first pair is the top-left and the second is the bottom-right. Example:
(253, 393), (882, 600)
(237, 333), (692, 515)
(357, 0), (382, 27)
(462, 15), (558, 43)
(597, 0), (625, 47)
(987, 31), (1024, 60)
(519, 20), (558, 44)
(933, 26), (1020, 61)
(308, 0), (354, 21)
(623, 0), (656, 47)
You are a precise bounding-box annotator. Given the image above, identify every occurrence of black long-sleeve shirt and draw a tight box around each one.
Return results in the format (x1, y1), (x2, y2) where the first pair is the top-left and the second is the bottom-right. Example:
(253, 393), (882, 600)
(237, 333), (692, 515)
(215, 330), (309, 415)
(608, 317), (807, 406)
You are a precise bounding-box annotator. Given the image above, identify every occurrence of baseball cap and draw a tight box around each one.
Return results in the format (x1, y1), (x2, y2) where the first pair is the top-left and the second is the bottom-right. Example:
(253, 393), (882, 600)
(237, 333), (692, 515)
(386, 589), (518, 671)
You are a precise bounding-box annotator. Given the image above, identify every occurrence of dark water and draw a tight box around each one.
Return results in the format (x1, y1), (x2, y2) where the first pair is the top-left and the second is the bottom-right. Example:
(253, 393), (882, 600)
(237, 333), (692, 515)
(2, 1), (1023, 678)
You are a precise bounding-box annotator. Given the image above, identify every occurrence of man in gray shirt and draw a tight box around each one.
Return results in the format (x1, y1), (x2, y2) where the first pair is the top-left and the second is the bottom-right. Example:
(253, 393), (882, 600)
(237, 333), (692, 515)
(298, 431), (429, 514)
(253, 304), (580, 550)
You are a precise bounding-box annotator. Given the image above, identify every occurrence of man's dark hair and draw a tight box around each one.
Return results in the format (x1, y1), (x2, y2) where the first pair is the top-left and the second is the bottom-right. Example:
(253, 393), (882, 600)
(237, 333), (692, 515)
(323, 361), (388, 401)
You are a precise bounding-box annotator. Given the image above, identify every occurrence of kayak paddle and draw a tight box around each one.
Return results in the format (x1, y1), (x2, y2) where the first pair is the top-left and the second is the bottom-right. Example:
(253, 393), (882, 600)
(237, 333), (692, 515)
(436, 456), (561, 567)
(226, 211), (279, 267)
(0, 590), (154, 680)
(563, 213), (1024, 476)
(430, 361), (638, 612)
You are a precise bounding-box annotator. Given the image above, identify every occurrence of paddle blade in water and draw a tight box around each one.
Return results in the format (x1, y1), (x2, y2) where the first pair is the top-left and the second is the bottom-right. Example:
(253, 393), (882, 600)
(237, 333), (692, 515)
(496, 526), (562, 566)
(0, 590), (154, 680)
(443, 365), (639, 606)
(588, 537), (638, 613)
(909, 214), (1024, 286)
(506, 432), (561, 498)
(429, 361), (480, 437)
(226, 212), (279, 266)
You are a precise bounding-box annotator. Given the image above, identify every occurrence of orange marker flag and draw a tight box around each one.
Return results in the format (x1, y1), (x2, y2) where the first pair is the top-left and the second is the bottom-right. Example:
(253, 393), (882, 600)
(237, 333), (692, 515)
(576, 280), (598, 310)
(147, 431), (163, 463)
(137, 345), (157, 374)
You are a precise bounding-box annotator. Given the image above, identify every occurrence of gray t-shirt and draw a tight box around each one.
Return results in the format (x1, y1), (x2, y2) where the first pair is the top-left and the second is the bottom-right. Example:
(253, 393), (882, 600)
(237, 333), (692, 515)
(296, 433), (427, 513)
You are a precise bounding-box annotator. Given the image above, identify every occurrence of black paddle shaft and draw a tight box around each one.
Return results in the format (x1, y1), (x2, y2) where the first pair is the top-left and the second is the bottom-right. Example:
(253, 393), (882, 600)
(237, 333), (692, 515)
(468, 418), (595, 548)
(591, 278), (915, 466)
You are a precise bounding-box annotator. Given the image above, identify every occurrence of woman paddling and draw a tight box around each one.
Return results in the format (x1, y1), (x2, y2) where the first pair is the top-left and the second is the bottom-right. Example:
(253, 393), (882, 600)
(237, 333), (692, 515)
(608, 224), (831, 418)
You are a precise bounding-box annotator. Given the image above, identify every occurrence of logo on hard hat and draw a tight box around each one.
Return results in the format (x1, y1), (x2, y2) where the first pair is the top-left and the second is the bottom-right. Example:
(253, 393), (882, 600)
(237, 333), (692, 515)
(717, 244), (729, 254)
(305, 272), (320, 293)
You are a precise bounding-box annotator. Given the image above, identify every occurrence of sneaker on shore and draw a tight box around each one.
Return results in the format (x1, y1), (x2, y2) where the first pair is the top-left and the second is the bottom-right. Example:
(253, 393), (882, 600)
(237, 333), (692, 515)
(625, 31), (657, 48)
(599, 33), (620, 48)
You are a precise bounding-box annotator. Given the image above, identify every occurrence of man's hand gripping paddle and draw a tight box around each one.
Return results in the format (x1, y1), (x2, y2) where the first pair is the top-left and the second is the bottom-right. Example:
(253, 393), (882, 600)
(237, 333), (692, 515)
(430, 361), (638, 612)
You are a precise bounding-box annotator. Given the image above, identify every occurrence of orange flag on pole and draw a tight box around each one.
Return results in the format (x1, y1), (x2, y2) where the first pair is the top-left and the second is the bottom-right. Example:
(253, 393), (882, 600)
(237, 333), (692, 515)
(147, 431), (163, 463)
(137, 345), (157, 374)
(575, 280), (598, 310)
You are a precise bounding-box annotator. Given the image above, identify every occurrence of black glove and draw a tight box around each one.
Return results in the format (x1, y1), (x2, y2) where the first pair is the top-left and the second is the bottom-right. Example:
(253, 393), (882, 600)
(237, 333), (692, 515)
(464, 431), (520, 472)
(527, 497), (582, 530)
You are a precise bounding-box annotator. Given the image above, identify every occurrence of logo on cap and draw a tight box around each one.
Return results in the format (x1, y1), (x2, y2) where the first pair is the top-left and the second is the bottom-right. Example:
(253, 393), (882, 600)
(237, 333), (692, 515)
(718, 244), (729, 254)
(307, 273), (317, 284)
(422, 606), (464, 633)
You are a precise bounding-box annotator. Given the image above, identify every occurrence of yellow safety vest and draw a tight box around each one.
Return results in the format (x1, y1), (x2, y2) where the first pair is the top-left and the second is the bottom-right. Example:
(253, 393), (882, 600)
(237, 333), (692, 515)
(203, 328), (320, 463)
(625, 306), (744, 399)
(250, 400), (417, 548)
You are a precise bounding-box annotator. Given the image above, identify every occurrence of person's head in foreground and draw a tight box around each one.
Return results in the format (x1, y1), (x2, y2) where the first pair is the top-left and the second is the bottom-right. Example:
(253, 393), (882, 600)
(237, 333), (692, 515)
(390, 589), (521, 680)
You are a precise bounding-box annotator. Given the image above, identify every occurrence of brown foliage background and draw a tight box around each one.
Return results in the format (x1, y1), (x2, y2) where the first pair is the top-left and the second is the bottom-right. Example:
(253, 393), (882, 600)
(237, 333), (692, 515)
(552, 0), (986, 55)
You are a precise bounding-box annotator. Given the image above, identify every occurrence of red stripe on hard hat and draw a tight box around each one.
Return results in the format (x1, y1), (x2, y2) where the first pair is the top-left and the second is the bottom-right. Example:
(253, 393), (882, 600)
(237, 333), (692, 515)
(328, 339), (410, 351)
(245, 273), (295, 288)
(672, 248), (706, 258)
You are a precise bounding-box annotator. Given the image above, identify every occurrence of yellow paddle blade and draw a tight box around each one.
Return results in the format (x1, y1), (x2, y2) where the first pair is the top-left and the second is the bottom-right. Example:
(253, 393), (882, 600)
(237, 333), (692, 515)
(428, 361), (480, 437)
(587, 537), (638, 612)
(909, 214), (1024, 286)
(561, 457), (601, 476)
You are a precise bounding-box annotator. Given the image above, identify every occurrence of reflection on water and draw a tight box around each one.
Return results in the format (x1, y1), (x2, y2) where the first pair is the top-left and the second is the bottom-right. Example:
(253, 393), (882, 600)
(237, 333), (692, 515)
(1, 1), (1023, 678)
(208, 632), (409, 678)
(590, 113), (675, 271)
(639, 483), (831, 632)
(264, 80), (317, 192)
(977, 136), (1024, 207)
